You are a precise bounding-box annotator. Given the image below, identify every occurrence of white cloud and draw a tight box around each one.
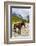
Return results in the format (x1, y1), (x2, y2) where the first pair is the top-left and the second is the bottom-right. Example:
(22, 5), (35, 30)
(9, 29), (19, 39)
(12, 8), (32, 19)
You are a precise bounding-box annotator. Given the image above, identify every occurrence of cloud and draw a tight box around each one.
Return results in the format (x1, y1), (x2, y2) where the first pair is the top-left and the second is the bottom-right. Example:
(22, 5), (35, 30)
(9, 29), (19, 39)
(12, 8), (31, 19)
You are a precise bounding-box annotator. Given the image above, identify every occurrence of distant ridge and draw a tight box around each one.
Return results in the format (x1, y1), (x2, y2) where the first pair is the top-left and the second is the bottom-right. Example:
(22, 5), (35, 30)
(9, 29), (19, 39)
(12, 13), (29, 24)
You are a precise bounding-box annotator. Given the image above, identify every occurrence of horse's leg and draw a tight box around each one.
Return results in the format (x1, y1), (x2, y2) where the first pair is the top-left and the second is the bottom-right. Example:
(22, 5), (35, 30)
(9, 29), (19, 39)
(18, 28), (21, 34)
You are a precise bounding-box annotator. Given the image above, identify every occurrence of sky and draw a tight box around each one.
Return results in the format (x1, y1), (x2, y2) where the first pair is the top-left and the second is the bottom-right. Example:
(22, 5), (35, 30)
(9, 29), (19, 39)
(12, 8), (32, 19)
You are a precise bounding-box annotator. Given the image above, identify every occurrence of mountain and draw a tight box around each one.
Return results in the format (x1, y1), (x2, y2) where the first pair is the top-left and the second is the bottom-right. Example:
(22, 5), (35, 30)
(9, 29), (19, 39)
(12, 14), (29, 24)
(12, 15), (22, 24)
(12, 13), (23, 19)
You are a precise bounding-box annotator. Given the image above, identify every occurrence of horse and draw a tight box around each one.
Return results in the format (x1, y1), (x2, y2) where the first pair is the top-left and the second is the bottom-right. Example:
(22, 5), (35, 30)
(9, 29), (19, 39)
(14, 22), (25, 34)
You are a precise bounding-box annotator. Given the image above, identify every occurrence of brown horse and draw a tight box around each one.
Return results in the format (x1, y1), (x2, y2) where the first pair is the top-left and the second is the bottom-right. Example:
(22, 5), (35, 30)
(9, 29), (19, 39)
(14, 22), (25, 34)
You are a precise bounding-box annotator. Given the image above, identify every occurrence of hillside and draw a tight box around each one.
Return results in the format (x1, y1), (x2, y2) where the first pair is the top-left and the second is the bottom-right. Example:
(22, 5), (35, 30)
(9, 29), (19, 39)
(12, 15), (29, 24)
(12, 15), (22, 24)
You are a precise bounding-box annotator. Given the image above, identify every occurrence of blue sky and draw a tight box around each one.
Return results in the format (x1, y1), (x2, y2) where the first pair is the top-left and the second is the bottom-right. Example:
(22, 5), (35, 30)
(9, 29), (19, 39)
(12, 8), (32, 19)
